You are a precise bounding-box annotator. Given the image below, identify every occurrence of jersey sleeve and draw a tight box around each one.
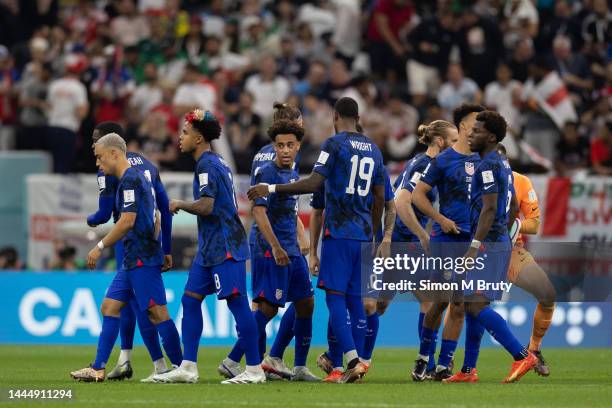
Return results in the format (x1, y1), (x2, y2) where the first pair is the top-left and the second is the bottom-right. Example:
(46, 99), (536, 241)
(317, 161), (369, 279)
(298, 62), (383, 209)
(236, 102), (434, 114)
(196, 161), (217, 199)
(383, 169), (394, 201)
(403, 161), (428, 193)
(420, 158), (442, 188)
(517, 176), (540, 219)
(118, 175), (139, 214)
(153, 174), (172, 254)
(477, 160), (499, 195)
(312, 138), (336, 179)
(310, 186), (325, 209)
(253, 165), (274, 208)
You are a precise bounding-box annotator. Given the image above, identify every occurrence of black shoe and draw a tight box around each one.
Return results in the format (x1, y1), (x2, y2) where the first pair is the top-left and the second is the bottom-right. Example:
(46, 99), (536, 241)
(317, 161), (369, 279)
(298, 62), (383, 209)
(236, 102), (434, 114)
(532, 350), (550, 377)
(411, 358), (428, 382)
(432, 367), (452, 381)
(425, 367), (436, 380)
(107, 361), (133, 381)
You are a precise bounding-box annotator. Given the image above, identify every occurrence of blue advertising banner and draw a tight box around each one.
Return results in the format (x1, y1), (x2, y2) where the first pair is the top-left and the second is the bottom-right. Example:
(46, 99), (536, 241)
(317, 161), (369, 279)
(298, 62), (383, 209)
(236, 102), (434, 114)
(1, 272), (610, 347)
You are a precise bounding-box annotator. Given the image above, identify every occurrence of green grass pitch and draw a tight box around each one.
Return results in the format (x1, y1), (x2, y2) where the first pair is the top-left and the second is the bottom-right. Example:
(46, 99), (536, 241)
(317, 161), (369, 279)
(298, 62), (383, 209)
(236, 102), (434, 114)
(1, 346), (610, 407)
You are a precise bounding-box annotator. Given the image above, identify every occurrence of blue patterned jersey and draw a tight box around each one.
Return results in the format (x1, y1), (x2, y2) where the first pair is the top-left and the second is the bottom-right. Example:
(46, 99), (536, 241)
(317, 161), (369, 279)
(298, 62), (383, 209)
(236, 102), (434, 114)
(115, 167), (163, 270)
(469, 150), (514, 242)
(193, 151), (249, 267)
(251, 162), (300, 258)
(98, 152), (161, 222)
(312, 132), (385, 241)
(420, 147), (480, 236)
(250, 143), (301, 185)
(392, 153), (437, 242)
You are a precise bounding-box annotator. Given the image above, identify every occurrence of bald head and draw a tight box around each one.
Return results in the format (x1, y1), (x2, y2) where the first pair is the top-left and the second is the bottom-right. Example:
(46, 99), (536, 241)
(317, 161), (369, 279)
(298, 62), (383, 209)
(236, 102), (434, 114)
(94, 133), (128, 177)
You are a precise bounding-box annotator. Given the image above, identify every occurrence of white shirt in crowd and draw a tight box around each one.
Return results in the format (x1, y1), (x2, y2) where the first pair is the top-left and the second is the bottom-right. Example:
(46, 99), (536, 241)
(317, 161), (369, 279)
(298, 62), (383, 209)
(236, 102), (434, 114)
(47, 77), (88, 132)
(130, 83), (163, 119)
(484, 79), (523, 133)
(331, 0), (361, 57)
(172, 81), (217, 112)
(244, 74), (290, 120)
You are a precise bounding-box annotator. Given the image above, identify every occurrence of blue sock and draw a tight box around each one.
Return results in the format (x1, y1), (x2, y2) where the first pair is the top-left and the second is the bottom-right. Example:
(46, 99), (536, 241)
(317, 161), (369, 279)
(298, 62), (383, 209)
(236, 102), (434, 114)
(293, 317), (312, 367)
(134, 306), (163, 362)
(438, 339), (458, 368)
(269, 304), (295, 359)
(155, 319), (182, 366)
(181, 294), (203, 363)
(227, 329), (244, 362)
(119, 303), (136, 350)
(475, 307), (526, 360)
(362, 312), (379, 360)
(346, 294), (366, 357)
(427, 328), (439, 371)
(463, 313), (485, 372)
(228, 295), (260, 366)
(419, 326), (435, 357)
(93, 316), (120, 369)
(327, 318), (343, 368)
(418, 312), (425, 340)
(325, 293), (356, 356)
(253, 310), (271, 361)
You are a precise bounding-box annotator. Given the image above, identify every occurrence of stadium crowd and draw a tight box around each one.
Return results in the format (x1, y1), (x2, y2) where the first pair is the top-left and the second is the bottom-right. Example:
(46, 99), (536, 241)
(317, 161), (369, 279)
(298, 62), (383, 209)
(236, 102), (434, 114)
(0, 0), (610, 175)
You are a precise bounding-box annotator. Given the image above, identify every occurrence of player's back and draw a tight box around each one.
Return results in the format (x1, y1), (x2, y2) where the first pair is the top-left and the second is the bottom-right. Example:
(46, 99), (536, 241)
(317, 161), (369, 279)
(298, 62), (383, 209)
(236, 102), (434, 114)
(251, 162), (300, 258)
(469, 150), (513, 242)
(313, 132), (385, 242)
(193, 151), (249, 267)
(421, 147), (480, 236)
(393, 153), (437, 242)
(116, 167), (163, 269)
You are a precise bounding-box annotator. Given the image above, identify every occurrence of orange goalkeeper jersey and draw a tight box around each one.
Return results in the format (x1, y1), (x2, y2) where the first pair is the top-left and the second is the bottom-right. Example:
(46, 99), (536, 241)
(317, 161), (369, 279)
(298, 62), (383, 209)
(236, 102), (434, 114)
(513, 171), (540, 245)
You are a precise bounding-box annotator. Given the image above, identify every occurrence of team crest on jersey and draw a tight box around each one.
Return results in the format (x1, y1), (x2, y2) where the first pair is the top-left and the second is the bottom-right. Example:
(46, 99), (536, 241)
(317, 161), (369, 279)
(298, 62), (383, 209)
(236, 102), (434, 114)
(465, 162), (475, 176)
(97, 176), (106, 190)
(275, 289), (283, 300)
(199, 173), (208, 186)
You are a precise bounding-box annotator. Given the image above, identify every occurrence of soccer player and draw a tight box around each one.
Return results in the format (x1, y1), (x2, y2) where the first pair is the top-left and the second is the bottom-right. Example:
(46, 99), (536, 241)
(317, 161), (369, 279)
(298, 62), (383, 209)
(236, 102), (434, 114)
(70, 133), (182, 382)
(220, 102), (309, 380)
(500, 144), (555, 376)
(411, 104), (484, 381)
(451, 110), (537, 383)
(155, 109), (265, 384)
(392, 120), (457, 375)
(86, 122), (173, 382)
(248, 97), (386, 383)
(242, 119), (317, 381)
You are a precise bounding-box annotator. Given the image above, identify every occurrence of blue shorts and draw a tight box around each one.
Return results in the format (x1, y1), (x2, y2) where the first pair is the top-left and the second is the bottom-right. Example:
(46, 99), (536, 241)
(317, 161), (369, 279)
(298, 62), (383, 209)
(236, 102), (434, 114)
(464, 240), (512, 301)
(252, 256), (314, 306)
(106, 265), (166, 311)
(318, 237), (364, 296)
(186, 259), (247, 299)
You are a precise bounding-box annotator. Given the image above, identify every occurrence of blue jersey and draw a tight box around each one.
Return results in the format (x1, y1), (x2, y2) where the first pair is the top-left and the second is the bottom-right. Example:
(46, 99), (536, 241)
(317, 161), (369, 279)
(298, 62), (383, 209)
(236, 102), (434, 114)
(470, 151), (514, 242)
(420, 147), (480, 236)
(393, 153), (437, 242)
(116, 167), (163, 270)
(251, 162), (300, 258)
(312, 132), (385, 241)
(193, 151), (249, 267)
(250, 143), (301, 185)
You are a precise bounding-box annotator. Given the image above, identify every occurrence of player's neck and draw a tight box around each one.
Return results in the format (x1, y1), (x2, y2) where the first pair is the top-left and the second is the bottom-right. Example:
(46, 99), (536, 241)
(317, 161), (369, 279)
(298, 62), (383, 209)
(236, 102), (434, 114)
(425, 145), (440, 158)
(274, 158), (293, 170)
(335, 122), (358, 134)
(452, 135), (472, 155)
(193, 143), (211, 160)
(479, 144), (498, 158)
(116, 159), (131, 179)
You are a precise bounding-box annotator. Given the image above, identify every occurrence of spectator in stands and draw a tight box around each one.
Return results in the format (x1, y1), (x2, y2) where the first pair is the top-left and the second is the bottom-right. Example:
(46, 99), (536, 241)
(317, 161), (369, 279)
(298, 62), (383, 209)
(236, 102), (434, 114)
(551, 35), (593, 101)
(331, 0), (361, 66)
(556, 121), (591, 175)
(484, 62), (523, 148)
(294, 21), (326, 62)
(327, 58), (351, 104)
(244, 54), (290, 123)
(459, 5), (504, 88)
(180, 15), (207, 68)
(406, 8), (456, 108)
(50, 243), (78, 271)
(110, 0), (150, 47)
(227, 91), (262, 174)
(134, 111), (178, 170)
(21, 37), (49, 84)
(128, 63), (163, 123)
(18, 62), (52, 151)
(535, 0), (584, 53)
(437, 63), (482, 118)
(203, 35), (250, 76)
(508, 36), (535, 83)
(0, 246), (22, 270)
(591, 120), (612, 175)
(157, 38), (187, 86)
(277, 35), (308, 82)
(383, 91), (420, 161)
(366, 0), (415, 82)
(0, 45), (18, 151)
(293, 59), (329, 102)
(502, 0), (540, 47)
(581, 0), (612, 59)
(46, 54), (88, 173)
(172, 63), (217, 118)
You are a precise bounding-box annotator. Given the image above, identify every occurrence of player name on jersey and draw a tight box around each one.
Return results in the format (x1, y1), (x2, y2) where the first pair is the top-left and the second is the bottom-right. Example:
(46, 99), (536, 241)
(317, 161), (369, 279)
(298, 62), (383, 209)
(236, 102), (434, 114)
(349, 140), (373, 151)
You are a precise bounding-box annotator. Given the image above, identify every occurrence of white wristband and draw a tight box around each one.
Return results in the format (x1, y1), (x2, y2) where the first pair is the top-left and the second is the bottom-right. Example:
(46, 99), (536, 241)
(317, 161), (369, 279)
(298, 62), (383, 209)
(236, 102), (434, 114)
(470, 239), (481, 249)
(268, 184), (277, 193)
(97, 240), (105, 250)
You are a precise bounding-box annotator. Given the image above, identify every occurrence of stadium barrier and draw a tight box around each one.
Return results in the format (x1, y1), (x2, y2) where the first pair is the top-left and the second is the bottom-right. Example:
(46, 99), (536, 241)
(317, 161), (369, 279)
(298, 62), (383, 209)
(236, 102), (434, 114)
(1, 271), (610, 347)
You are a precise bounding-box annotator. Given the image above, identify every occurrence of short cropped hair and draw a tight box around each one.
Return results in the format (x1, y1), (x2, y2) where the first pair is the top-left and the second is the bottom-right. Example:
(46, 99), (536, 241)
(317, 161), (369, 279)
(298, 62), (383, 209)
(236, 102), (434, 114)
(334, 97), (359, 119)
(95, 132), (127, 154)
(94, 122), (125, 141)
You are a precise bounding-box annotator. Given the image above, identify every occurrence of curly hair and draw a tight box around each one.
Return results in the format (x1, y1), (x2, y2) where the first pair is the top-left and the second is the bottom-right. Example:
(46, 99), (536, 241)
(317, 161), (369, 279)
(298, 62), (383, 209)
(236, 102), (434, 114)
(267, 119), (305, 142)
(452, 103), (485, 128)
(185, 110), (221, 142)
(477, 110), (507, 143)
